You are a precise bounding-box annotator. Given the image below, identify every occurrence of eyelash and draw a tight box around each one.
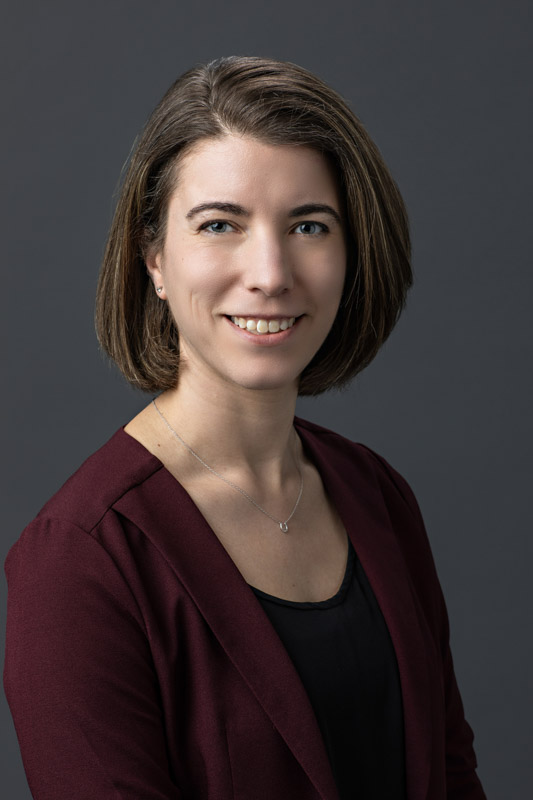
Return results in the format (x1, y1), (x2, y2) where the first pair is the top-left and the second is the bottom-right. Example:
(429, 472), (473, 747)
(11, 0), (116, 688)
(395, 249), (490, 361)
(293, 221), (329, 236)
(198, 220), (330, 236)
(199, 220), (235, 234)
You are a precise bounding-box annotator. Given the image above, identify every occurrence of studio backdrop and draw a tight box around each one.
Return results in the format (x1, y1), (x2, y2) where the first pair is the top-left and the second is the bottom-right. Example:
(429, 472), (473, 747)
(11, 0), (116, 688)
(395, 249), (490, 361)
(1, 1), (531, 797)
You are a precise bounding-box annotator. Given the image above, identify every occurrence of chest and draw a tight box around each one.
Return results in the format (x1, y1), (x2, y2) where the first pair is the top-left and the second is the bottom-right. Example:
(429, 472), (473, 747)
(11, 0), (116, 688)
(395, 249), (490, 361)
(175, 466), (349, 603)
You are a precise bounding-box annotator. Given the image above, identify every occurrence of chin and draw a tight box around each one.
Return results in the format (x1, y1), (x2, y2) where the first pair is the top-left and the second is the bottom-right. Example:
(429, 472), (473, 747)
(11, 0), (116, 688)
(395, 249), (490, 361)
(225, 367), (301, 394)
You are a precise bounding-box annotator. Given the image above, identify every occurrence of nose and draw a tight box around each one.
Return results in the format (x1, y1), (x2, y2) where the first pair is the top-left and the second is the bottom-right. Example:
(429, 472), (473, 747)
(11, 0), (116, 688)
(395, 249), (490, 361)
(242, 230), (293, 296)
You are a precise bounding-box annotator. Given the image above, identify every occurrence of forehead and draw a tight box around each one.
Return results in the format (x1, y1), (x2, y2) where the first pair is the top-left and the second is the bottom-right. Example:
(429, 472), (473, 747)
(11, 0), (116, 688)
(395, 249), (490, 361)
(171, 134), (341, 208)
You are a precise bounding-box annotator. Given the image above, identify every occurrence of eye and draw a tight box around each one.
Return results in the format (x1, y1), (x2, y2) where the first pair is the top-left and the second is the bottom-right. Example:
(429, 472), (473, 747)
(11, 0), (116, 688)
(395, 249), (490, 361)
(293, 221), (328, 236)
(200, 220), (236, 234)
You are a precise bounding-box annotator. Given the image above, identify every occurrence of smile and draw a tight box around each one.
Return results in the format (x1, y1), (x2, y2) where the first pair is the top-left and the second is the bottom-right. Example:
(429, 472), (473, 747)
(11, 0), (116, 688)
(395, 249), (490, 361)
(229, 316), (296, 335)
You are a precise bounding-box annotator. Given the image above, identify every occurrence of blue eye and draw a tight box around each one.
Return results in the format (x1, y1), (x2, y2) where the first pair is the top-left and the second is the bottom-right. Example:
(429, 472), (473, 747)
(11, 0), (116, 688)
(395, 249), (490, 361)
(294, 221), (327, 235)
(201, 220), (234, 234)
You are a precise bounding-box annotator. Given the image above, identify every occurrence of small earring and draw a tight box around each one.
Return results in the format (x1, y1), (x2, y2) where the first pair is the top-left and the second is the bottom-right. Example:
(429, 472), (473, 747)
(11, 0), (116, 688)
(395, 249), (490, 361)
(156, 287), (163, 294)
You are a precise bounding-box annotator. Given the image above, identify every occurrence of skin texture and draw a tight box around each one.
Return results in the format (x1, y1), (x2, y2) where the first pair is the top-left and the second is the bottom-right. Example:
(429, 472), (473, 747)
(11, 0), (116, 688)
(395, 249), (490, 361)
(147, 134), (347, 396)
(127, 135), (350, 601)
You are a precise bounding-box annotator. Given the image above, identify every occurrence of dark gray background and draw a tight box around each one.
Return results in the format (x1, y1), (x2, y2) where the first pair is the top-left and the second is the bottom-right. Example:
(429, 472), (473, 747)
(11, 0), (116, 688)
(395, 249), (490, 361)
(1, 0), (531, 796)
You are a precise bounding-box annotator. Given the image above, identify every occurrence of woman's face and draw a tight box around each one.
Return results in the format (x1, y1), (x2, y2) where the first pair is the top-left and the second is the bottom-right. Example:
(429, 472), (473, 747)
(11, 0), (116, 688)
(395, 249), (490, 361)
(147, 134), (346, 394)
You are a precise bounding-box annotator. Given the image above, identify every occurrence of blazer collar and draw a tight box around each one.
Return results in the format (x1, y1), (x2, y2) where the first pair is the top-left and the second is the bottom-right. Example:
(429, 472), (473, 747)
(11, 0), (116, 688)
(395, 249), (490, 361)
(114, 420), (432, 800)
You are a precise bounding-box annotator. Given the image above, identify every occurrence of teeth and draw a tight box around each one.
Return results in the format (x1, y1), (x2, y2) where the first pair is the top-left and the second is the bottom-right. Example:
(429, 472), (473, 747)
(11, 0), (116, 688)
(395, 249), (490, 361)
(230, 316), (297, 334)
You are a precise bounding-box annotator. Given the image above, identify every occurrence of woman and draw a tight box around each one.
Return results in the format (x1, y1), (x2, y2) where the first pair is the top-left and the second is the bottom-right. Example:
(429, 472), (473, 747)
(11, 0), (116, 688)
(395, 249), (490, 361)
(4, 57), (486, 799)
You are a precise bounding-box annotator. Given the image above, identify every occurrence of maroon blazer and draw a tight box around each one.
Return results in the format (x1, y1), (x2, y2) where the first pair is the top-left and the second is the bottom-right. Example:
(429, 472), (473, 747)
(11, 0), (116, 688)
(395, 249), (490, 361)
(4, 417), (486, 799)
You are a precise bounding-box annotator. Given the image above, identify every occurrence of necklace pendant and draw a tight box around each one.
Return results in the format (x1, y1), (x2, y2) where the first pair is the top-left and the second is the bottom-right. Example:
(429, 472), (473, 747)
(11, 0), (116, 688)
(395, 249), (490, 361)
(280, 522), (289, 533)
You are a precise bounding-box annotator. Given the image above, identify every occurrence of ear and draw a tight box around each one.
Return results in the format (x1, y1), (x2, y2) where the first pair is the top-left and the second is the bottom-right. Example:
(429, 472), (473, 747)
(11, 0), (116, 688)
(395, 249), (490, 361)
(145, 249), (168, 301)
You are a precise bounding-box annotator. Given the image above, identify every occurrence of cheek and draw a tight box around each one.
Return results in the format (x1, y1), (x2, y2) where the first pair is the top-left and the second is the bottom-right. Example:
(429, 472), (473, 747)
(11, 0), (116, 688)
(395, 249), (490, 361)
(331, 244), (348, 301)
(312, 249), (346, 311)
(164, 246), (231, 311)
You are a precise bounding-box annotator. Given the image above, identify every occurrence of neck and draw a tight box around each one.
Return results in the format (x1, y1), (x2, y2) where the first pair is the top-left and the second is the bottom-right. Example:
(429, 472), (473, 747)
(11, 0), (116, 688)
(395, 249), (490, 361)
(154, 368), (300, 487)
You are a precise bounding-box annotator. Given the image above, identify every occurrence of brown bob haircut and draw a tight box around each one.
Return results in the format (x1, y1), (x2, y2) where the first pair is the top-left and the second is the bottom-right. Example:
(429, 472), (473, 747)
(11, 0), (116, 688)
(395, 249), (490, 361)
(95, 56), (411, 396)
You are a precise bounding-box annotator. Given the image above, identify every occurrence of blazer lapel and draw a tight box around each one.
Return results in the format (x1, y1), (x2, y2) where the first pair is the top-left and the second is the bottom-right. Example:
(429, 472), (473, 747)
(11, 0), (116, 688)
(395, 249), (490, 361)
(114, 422), (434, 800)
(114, 435), (340, 800)
(297, 422), (433, 800)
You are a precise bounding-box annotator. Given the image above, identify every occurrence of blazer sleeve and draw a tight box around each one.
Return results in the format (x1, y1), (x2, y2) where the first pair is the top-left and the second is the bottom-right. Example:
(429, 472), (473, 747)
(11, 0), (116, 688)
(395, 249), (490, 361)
(4, 515), (183, 800)
(367, 450), (487, 800)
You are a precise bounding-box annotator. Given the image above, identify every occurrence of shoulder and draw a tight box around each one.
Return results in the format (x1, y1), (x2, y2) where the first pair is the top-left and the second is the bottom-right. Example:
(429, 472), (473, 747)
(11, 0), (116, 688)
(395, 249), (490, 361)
(34, 428), (163, 534)
(294, 415), (422, 519)
(5, 428), (164, 597)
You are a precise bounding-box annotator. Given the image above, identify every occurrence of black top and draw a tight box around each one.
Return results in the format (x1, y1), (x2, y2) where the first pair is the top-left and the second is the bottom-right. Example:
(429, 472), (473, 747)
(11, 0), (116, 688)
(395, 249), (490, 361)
(251, 539), (406, 800)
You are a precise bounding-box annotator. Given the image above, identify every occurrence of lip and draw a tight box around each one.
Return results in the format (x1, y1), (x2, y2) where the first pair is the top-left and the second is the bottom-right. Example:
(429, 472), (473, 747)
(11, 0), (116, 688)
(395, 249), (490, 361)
(228, 313), (301, 321)
(224, 314), (303, 345)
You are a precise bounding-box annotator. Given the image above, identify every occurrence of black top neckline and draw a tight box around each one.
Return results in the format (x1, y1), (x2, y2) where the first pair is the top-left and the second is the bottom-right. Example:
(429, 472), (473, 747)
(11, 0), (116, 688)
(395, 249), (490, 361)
(249, 539), (355, 610)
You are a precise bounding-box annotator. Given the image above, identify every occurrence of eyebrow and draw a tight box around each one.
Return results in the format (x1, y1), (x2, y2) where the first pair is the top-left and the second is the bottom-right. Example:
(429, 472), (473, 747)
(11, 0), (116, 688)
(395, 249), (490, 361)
(288, 204), (342, 224)
(186, 202), (249, 219)
(185, 201), (342, 224)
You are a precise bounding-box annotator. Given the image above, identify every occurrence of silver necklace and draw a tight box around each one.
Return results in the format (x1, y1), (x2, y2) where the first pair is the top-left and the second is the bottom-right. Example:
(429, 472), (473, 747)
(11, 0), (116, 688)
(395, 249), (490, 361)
(152, 399), (303, 533)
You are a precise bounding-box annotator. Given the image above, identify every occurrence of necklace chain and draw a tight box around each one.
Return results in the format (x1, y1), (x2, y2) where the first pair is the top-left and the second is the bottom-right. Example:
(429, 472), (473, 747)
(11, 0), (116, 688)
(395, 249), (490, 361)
(151, 399), (303, 533)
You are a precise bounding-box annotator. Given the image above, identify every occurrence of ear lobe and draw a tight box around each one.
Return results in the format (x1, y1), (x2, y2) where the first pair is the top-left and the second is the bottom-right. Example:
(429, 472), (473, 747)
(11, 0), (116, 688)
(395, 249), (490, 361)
(145, 252), (167, 300)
